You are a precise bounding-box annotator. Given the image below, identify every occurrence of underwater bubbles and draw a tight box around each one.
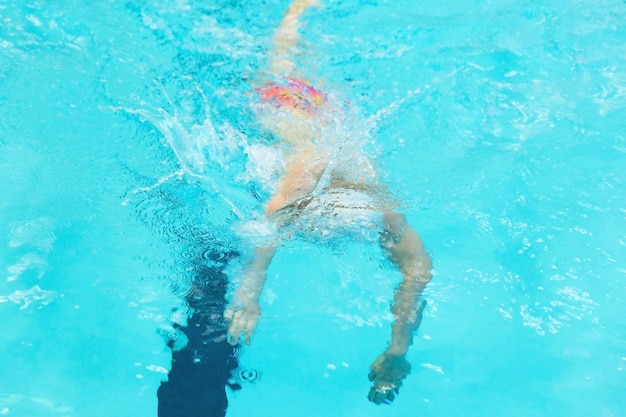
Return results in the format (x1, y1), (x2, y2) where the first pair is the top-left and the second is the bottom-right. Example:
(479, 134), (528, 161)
(236, 368), (261, 384)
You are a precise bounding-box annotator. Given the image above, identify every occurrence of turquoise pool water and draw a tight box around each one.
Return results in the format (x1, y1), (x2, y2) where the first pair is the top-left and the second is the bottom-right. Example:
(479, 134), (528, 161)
(1, 0), (625, 416)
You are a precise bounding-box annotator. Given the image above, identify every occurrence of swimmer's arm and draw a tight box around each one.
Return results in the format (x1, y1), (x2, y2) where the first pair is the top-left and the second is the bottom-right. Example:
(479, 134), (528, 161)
(225, 245), (276, 345)
(387, 272), (431, 356)
(235, 245), (277, 304)
(269, 0), (319, 75)
(265, 149), (326, 215)
(382, 213), (433, 356)
(367, 272), (429, 402)
(369, 214), (432, 403)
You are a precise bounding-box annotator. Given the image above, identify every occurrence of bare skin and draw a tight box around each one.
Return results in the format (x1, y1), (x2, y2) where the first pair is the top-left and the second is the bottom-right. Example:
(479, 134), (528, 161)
(223, 0), (433, 404)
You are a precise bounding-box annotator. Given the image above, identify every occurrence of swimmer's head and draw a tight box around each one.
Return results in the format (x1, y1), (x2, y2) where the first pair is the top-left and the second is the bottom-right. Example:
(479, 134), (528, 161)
(258, 77), (326, 117)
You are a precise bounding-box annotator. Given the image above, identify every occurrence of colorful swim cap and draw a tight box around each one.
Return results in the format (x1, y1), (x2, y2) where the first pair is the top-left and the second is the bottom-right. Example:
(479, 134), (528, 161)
(259, 77), (326, 113)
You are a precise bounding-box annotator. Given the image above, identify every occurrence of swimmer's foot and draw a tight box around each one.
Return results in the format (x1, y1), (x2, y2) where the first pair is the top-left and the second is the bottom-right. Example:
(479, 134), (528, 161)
(224, 302), (261, 346)
(367, 353), (411, 405)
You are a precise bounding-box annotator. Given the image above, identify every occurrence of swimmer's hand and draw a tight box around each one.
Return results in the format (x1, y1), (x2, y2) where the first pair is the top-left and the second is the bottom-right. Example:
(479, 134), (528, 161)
(224, 302), (261, 346)
(224, 246), (274, 345)
(367, 353), (411, 404)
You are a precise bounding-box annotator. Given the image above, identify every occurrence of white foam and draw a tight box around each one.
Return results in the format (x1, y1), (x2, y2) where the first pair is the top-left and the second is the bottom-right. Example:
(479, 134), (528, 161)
(8, 218), (56, 253)
(238, 143), (284, 193)
(0, 286), (56, 310)
(7, 253), (48, 281)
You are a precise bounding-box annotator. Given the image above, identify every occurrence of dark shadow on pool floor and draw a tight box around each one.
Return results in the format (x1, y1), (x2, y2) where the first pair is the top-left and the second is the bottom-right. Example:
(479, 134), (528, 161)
(158, 254), (241, 417)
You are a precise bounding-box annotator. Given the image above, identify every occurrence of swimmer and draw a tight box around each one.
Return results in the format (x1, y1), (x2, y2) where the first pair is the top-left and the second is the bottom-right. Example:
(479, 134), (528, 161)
(223, 0), (433, 405)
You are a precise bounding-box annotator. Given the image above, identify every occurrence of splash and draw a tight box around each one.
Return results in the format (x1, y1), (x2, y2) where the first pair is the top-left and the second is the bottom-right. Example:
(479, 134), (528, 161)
(117, 92), (255, 220)
(118, 68), (457, 249)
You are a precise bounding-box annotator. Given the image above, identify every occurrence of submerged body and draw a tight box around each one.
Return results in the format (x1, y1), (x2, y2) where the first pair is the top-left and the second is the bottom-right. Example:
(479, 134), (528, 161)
(224, 0), (432, 405)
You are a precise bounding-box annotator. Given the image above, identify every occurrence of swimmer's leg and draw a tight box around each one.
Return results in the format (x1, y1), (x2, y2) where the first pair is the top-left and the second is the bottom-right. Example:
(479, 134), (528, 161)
(268, 0), (320, 76)
(368, 211), (432, 404)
